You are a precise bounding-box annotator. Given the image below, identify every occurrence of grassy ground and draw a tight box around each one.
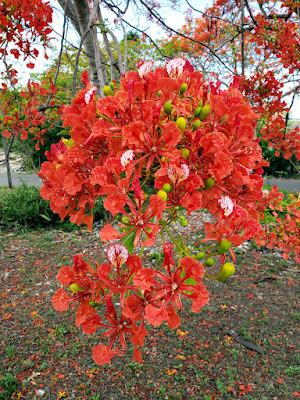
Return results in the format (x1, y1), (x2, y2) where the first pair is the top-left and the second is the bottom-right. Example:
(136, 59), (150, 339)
(0, 227), (299, 400)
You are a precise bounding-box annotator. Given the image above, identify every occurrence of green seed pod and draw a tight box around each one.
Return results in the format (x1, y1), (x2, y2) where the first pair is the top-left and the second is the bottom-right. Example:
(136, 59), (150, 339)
(180, 83), (188, 94)
(179, 217), (188, 227)
(176, 117), (186, 133)
(218, 239), (232, 254)
(200, 105), (211, 121)
(195, 251), (205, 260)
(162, 183), (171, 193)
(193, 119), (201, 131)
(216, 262), (235, 282)
(164, 101), (173, 115)
(181, 148), (190, 160)
(103, 85), (113, 96)
(122, 216), (130, 224)
(157, 190), (168, 201)
(204, 177), (215, 190)
(205, 257), (215, 267)
(70, 283), (85, 293)
(194, 107), (202, 117)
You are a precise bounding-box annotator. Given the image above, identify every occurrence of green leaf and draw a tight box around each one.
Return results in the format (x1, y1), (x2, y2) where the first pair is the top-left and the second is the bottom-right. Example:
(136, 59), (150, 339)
(184, 278), (197, 286)
(120, 229), (137, 254)
(39, 214), (51, 221)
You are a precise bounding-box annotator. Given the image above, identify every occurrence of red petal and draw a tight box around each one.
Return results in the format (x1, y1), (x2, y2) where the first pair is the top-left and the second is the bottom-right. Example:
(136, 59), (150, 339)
(92, 345), (115, 365)
(100, 224), (122, 242)
(167, 304), (181, 329)
(145, 304), (168, 327)
(52, 288), (71, 311)
(133, 268), (156, 290)
(82, 314), (102, 335)
(57, 266), (73, 286)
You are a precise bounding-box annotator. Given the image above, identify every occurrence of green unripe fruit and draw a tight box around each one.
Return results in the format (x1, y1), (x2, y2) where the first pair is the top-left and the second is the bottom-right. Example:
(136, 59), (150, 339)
(217, 262), (235, 282)
(179, 217), (188, 227)
(70, 283), (85, 293)
(180, 83), (188, 94)
(164, 101), (173, 115)
(218, 239), (232, 254)
(204, 177), (215, 190)
(193, 119), (201, 131)
(181, 148), (190, 160)
(122, 216), (130, 224)
(103, 85), (113, 96)
(89, 300), (97, 307)
(162, 183), (171, 193)
(198, 99), (203, 107)
(195, 251), (205, 260)
(176, 117), (186, 133)
(200, 105), (211, 121)
(205, 257), (215, 267)
(194, 107), (201, 117)
(157, 190), (168, 201)
(110, 82), (115, 90)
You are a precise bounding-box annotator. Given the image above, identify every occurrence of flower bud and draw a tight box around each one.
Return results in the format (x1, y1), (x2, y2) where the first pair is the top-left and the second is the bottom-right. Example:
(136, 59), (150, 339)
(162, 183), (172, 193)
(181, 148), (190, 160)
(70, 283), (85, 293)
(122, 216), (130, 224)
(216, 262), (235, 282)
(195, 251), (205, 260)
(194, 107), (201, 117)
(180, 83), (188, 94)
(164, 101), (173, 115)
(205, 257), (215, 267)
(217, 239), (232, 254)
(176, 117), (186, 133)
(204, 177), (215, 190)
(157, 190), (168, 201)
(179, 216), (188, 227)
(89, 300), (97, 307)
(110, 82), (115, 90)
(193, 119), (201, 131)
(198, 99), (203, 107)
(103, 85), (113, 96)
(200, 105), (211, 121)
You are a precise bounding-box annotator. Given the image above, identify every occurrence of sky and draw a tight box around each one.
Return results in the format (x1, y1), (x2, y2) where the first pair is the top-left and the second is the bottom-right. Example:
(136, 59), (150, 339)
(15, 0), (300, 119)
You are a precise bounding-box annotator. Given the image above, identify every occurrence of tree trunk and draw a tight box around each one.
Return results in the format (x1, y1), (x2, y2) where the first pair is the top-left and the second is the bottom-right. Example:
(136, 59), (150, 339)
(3, 137), (13, 189)
(72, 0), (108, 88)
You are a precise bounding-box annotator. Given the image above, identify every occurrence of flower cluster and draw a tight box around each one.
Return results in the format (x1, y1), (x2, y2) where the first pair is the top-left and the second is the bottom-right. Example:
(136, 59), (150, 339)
(42, 59), (298, 364)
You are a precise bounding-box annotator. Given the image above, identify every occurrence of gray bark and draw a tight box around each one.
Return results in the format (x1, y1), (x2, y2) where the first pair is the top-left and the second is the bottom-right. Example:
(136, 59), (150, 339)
(58, 0), (108, 89)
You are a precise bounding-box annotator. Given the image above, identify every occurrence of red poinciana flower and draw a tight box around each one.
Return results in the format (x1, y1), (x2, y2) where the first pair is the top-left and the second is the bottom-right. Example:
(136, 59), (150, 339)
(133, 244), (209, 327)
(100, 176), (166, 247)
(97, 243), (142, 307)
(92, 301), (147, 365)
